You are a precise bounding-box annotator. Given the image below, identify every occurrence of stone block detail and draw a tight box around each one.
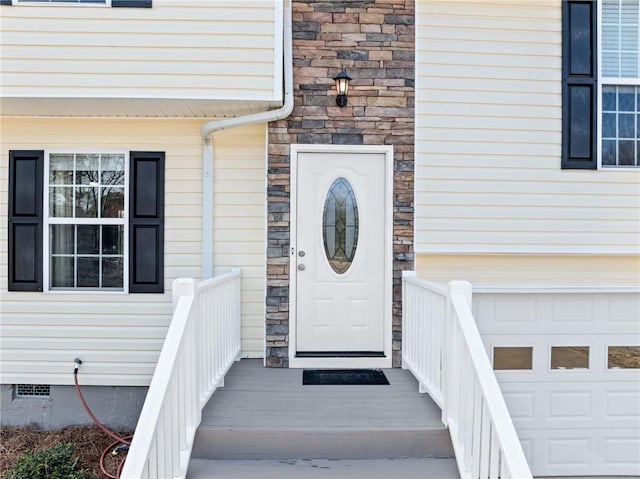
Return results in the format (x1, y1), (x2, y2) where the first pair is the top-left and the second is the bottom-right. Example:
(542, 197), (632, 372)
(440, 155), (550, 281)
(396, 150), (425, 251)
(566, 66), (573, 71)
(266, 0), (415, 368)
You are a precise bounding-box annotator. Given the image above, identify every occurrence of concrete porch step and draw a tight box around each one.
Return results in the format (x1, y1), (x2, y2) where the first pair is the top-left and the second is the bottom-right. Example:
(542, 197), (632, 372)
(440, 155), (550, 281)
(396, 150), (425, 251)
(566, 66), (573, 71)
(187, 458), (460, 479)
(191, 359), (454, 460)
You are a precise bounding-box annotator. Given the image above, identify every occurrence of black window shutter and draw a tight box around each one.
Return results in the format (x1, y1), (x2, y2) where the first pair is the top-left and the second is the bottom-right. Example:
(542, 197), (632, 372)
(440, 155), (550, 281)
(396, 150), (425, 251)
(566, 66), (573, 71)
(562, 0), (598, 169)
(111, 0), (152, 7)
(8, 150), (44, 292)
(129, 151), (164, 293)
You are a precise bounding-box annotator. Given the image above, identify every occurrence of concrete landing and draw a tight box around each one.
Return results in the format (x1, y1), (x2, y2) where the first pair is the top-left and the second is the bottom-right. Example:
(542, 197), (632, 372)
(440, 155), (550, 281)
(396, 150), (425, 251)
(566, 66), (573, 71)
(191, 359), (454, 460)
(187, 458), (460, 479)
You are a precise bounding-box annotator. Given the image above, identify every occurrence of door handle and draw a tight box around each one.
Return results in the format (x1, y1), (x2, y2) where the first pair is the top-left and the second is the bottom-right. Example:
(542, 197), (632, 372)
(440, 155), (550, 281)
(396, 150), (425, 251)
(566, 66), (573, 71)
(298, 264), (306, 271)
(298, 250), (306, 257)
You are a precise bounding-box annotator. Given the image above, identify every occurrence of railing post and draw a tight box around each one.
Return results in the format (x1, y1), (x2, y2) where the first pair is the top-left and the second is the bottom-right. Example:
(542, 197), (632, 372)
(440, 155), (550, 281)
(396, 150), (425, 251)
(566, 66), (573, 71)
(173, 278), (196, 313)
(449, 280), (472, 308)
(232, 268), (242, 360)
(401, 271), (416, 370)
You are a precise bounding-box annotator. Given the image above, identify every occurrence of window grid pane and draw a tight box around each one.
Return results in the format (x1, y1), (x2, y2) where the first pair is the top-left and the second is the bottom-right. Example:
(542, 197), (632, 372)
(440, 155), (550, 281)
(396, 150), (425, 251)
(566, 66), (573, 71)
(602, 85), (640, 167)
(50, 224), (124, 290)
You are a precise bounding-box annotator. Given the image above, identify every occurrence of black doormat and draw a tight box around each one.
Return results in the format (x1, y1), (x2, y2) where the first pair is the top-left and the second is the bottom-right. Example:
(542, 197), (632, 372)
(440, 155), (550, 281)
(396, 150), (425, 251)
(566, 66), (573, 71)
(303, 369), (389, 385)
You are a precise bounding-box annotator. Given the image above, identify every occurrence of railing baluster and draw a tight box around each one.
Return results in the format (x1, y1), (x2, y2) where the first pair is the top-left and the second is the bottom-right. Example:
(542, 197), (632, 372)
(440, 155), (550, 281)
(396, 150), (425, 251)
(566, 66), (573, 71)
(479, 406), (491, 479)
(489, 428), (500, 479)
(401, 272), (532, 479)
(471, 380), (483, 478)
(120, 271), (242, 479)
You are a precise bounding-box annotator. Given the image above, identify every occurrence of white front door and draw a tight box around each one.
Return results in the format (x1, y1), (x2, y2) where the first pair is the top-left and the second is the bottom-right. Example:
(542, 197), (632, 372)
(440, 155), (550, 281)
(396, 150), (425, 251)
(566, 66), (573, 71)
(293, 148), (389, 356)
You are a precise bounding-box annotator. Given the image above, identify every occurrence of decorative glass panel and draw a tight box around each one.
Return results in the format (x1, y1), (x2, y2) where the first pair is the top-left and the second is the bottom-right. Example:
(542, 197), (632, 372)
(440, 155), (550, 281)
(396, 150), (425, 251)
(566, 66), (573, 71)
(323, 178), (358, 274)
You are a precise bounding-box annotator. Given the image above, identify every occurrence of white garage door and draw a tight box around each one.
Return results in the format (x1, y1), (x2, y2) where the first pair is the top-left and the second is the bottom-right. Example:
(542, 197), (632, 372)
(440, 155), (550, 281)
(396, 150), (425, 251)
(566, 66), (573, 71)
(473, 289), (640, 477)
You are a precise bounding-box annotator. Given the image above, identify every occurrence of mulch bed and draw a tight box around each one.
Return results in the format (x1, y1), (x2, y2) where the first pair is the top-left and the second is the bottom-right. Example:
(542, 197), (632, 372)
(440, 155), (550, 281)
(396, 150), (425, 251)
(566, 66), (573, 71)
(1, 425), (131, 479)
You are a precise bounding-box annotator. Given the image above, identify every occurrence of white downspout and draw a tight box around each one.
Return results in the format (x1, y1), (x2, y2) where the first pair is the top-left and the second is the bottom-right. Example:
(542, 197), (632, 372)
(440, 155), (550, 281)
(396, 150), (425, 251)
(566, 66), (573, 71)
(201, 136), (214, 278)
(200, 0), (293, 279)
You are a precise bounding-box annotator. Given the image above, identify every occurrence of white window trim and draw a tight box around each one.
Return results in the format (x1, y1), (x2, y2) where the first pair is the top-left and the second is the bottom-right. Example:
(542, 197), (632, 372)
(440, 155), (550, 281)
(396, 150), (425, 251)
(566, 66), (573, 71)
(43, 149), (129, 294)
(597, 0), (640, 170)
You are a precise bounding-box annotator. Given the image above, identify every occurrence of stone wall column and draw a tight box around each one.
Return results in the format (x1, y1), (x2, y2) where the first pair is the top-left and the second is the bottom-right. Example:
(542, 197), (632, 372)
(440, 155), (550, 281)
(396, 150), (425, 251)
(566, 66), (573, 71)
(266, 0), (415, 367)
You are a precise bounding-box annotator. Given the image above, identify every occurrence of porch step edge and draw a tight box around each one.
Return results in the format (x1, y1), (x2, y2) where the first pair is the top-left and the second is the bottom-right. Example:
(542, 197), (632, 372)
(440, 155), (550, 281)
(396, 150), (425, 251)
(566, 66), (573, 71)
(187, 458), (460, 479)
(191, 427), (454, 460)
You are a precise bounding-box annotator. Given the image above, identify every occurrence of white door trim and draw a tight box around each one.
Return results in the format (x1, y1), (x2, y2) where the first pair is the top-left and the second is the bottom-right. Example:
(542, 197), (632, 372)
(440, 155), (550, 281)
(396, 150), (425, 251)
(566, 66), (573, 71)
(289, 144), (394, 369)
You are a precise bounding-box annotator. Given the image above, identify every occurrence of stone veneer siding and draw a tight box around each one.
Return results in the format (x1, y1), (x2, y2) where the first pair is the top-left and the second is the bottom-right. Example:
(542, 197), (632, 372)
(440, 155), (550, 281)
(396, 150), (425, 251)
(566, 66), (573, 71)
(266, 0), (415, 367)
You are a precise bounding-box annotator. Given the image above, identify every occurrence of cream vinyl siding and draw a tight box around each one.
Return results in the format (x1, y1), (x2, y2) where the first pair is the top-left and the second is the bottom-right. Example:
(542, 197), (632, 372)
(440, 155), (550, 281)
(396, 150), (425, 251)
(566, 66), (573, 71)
(0, 0), (279, 103)
(417, 254), (640, 286)
(415, 0), (640, 255)
(212, 124), (266, 358)
(0, 118), (267, 385)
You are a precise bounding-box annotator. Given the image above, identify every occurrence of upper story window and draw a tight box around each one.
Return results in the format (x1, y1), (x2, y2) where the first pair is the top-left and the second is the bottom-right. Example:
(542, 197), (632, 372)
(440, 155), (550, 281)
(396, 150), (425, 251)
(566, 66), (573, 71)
(600, 0), (640, 167)
(46, 153), (126, 291)
(4, 0), (151, 7)
(562, 0), (639, 169)
(17, 0), (105, 3)
(12, 0), (107, 4)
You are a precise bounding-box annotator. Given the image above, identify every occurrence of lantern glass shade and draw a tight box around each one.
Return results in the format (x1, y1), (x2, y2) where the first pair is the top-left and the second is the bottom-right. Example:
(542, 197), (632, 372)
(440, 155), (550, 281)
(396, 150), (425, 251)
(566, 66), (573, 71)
(334, 69), (351, 96)
(333, 68), (351, 108)
(336, 76), (349, 95)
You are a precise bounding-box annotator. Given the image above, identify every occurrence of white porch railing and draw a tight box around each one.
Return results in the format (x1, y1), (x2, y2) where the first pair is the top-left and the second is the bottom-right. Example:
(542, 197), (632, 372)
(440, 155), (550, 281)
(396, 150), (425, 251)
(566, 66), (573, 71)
(402, 271), (532, 479)
(120, 270), (242, 479)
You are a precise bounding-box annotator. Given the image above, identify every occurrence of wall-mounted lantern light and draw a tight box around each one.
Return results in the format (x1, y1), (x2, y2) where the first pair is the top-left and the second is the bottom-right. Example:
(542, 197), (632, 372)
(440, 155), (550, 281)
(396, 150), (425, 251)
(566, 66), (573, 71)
(334, 68), (351, 108)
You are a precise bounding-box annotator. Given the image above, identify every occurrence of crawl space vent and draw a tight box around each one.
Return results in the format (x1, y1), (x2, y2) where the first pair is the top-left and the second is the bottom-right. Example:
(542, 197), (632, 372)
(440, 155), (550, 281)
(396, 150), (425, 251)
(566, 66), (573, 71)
(16, 384), (51, 398)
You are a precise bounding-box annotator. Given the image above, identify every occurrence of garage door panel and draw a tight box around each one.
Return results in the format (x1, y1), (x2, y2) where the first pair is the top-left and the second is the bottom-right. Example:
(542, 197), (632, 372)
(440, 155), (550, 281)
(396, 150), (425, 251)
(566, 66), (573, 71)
(476, 289), (640, 476)
(548, 391), (591, 420)
(603, 437), (640, 466)
(474, 292), (640, 335)
(518, 428), (640, 476)
(605, 390), (640, 419)
(502, 390), (535, 422)
(546, 437), (590, 468)
(502, 382), (640, 430)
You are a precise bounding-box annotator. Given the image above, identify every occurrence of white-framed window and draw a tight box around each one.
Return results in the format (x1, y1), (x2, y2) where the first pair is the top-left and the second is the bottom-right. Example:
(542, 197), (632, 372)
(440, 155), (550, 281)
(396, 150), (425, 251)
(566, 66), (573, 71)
(14, 0), (108, 4)
(6, 0), (153, 7)
(599, 0), (640, 168)
(44, 151), (128, 292)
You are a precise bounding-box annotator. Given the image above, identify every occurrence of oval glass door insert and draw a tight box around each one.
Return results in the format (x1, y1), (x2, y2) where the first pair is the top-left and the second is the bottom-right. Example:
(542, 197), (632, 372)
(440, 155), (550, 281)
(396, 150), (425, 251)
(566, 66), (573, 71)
(323, 177), (359, 274)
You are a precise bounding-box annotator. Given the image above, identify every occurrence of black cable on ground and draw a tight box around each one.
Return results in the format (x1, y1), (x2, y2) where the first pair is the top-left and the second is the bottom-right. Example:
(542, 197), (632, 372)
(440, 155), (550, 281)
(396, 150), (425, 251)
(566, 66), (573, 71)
(73, 363), (132, 479)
